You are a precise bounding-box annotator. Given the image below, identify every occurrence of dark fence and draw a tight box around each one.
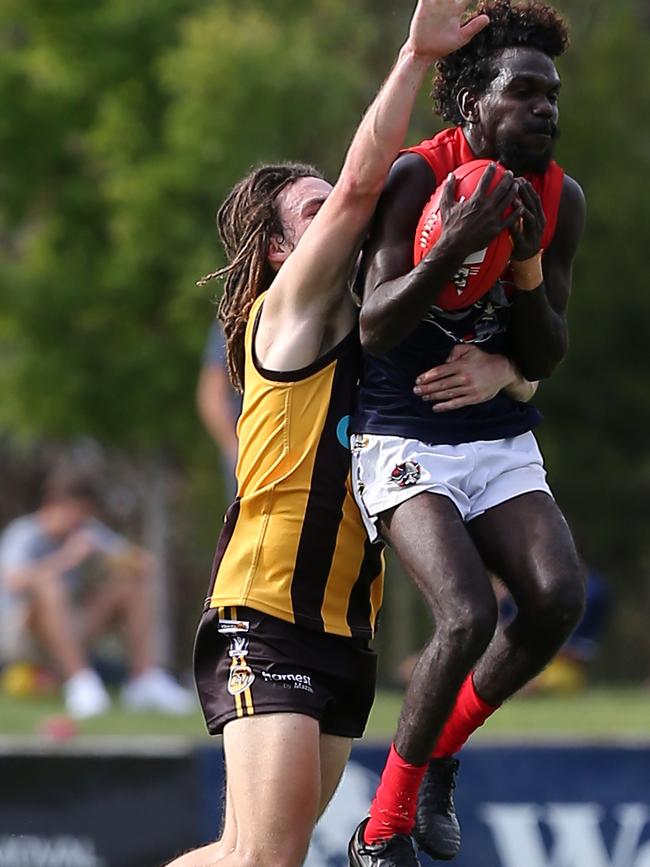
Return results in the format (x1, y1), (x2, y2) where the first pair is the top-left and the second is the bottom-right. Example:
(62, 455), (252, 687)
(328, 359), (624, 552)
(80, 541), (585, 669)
(1, 740), (649, 867)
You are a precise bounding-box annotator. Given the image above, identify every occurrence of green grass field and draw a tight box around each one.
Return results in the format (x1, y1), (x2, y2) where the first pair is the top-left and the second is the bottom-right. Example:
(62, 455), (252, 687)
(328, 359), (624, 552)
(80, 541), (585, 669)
(1, 686), (649, 743)
(366, 686), (650, 742)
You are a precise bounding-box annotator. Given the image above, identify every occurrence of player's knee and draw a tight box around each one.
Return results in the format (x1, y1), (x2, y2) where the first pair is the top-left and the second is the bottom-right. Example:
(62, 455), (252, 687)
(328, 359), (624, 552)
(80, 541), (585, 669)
(535, 574), (586, 639)
(439, 602), (497, 661)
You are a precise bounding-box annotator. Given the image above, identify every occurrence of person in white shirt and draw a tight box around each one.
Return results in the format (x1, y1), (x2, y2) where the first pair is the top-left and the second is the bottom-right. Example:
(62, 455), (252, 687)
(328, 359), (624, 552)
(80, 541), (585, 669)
(0, 463), (194, 719)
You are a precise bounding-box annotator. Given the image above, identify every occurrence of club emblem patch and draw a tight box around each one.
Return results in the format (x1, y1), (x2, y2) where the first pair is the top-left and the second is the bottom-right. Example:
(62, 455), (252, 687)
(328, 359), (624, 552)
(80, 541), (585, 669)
(228, 663), (255, 696)
(389, 460), (421, 488)
(228, 636), (249, 658)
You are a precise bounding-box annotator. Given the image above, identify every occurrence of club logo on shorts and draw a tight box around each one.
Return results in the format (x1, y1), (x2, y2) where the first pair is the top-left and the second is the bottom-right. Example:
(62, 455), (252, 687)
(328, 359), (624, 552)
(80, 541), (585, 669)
(228, 636), (249, 658)
(389, 460), (421, 488)
(227, 663), (255, 696)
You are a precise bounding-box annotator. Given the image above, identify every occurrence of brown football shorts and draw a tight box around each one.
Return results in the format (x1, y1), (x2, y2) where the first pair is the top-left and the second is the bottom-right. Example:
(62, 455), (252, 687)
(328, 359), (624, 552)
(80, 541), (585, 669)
(194, 606), (377, 738)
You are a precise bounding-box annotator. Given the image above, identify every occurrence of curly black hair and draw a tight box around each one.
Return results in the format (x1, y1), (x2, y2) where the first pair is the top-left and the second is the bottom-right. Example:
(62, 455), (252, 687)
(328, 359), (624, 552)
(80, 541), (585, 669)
(433, 0), (570, 124)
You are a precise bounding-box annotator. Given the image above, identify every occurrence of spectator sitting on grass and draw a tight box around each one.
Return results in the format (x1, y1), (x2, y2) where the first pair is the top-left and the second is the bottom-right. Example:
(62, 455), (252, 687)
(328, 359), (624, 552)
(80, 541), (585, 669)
(0, 464), (193, 719)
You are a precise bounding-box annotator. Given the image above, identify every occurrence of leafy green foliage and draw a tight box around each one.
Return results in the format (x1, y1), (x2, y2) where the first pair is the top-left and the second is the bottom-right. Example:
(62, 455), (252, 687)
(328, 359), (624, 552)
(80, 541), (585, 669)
(0, 0), (372, 446)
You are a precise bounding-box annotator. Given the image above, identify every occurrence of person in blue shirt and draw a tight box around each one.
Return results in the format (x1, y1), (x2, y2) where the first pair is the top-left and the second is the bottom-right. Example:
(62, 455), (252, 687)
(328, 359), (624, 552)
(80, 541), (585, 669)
(197, 321), (242, 497)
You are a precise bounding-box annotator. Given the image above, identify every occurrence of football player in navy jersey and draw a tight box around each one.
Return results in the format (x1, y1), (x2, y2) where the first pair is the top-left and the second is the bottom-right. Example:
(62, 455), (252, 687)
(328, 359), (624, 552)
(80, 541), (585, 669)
(348, 2), (586, 866)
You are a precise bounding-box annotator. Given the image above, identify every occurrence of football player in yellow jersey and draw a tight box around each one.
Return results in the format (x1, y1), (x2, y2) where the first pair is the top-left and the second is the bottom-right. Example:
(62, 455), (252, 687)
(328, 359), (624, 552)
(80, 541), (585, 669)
(164, 2), (540, 866)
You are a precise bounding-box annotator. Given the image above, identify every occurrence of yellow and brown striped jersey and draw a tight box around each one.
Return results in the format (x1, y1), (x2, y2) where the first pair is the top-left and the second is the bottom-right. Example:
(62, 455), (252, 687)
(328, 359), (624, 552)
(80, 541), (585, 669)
(206, 292), (384, 639)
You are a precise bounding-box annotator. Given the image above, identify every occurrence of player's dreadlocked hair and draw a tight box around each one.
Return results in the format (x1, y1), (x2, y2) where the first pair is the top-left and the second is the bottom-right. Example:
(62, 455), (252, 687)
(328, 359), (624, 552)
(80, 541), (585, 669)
(198, 162), (323, 392)
(433, 0), (569, 124)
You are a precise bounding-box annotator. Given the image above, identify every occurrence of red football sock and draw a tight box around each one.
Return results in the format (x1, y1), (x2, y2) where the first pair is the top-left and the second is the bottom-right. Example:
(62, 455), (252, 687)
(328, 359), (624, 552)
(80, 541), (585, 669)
(364, 743), (428, 843)
(432, 673), (499, 758)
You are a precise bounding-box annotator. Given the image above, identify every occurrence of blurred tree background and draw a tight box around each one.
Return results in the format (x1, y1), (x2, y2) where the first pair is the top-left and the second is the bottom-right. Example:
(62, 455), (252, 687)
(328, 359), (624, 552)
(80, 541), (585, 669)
(0, 0), (648, 678)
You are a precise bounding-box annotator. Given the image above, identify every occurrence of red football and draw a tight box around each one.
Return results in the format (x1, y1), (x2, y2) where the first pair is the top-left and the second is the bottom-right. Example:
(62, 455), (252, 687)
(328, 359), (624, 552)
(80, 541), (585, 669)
(413, 159), (514, 311)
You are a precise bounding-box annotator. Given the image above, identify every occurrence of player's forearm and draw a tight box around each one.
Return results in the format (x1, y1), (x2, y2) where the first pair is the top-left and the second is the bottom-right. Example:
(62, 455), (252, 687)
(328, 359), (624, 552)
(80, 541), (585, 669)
(342, 0), (490, 198)
(339, 46), (434, 201)
(360, 239), (466, 355)
(510, 284), (568, 380)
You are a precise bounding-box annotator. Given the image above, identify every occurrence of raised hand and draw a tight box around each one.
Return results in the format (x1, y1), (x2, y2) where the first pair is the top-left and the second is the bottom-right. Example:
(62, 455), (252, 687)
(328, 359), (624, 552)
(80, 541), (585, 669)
(408, 0), (490, 61)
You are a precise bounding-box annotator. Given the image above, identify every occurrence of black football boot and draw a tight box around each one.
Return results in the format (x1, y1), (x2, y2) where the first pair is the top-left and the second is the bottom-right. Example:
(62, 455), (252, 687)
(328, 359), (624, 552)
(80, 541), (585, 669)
(413, 757), (461, 860)
(349, 818), (421, 867)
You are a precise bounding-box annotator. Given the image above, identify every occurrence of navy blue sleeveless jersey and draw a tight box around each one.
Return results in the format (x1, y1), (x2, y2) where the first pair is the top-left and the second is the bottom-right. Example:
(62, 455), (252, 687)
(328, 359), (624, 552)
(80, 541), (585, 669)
(351, 280), (541, 446)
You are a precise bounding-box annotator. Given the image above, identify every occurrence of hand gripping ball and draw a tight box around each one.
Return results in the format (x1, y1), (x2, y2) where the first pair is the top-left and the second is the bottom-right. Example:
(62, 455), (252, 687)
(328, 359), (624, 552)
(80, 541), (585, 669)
(413, 159), (514, 310)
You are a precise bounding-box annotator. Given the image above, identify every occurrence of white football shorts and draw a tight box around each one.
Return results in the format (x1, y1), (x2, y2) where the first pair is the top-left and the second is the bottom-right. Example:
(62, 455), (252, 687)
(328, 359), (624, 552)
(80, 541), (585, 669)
(351, 431), (552, 543)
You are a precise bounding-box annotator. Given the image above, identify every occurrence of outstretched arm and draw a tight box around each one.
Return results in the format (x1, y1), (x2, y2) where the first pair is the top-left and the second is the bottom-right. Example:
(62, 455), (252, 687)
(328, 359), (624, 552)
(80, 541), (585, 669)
(260, 0), (489, 367)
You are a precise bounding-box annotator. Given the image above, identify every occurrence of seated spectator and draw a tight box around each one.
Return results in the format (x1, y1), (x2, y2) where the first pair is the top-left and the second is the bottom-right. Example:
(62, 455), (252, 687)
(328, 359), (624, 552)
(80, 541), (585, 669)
(0, 464), (194, 719)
